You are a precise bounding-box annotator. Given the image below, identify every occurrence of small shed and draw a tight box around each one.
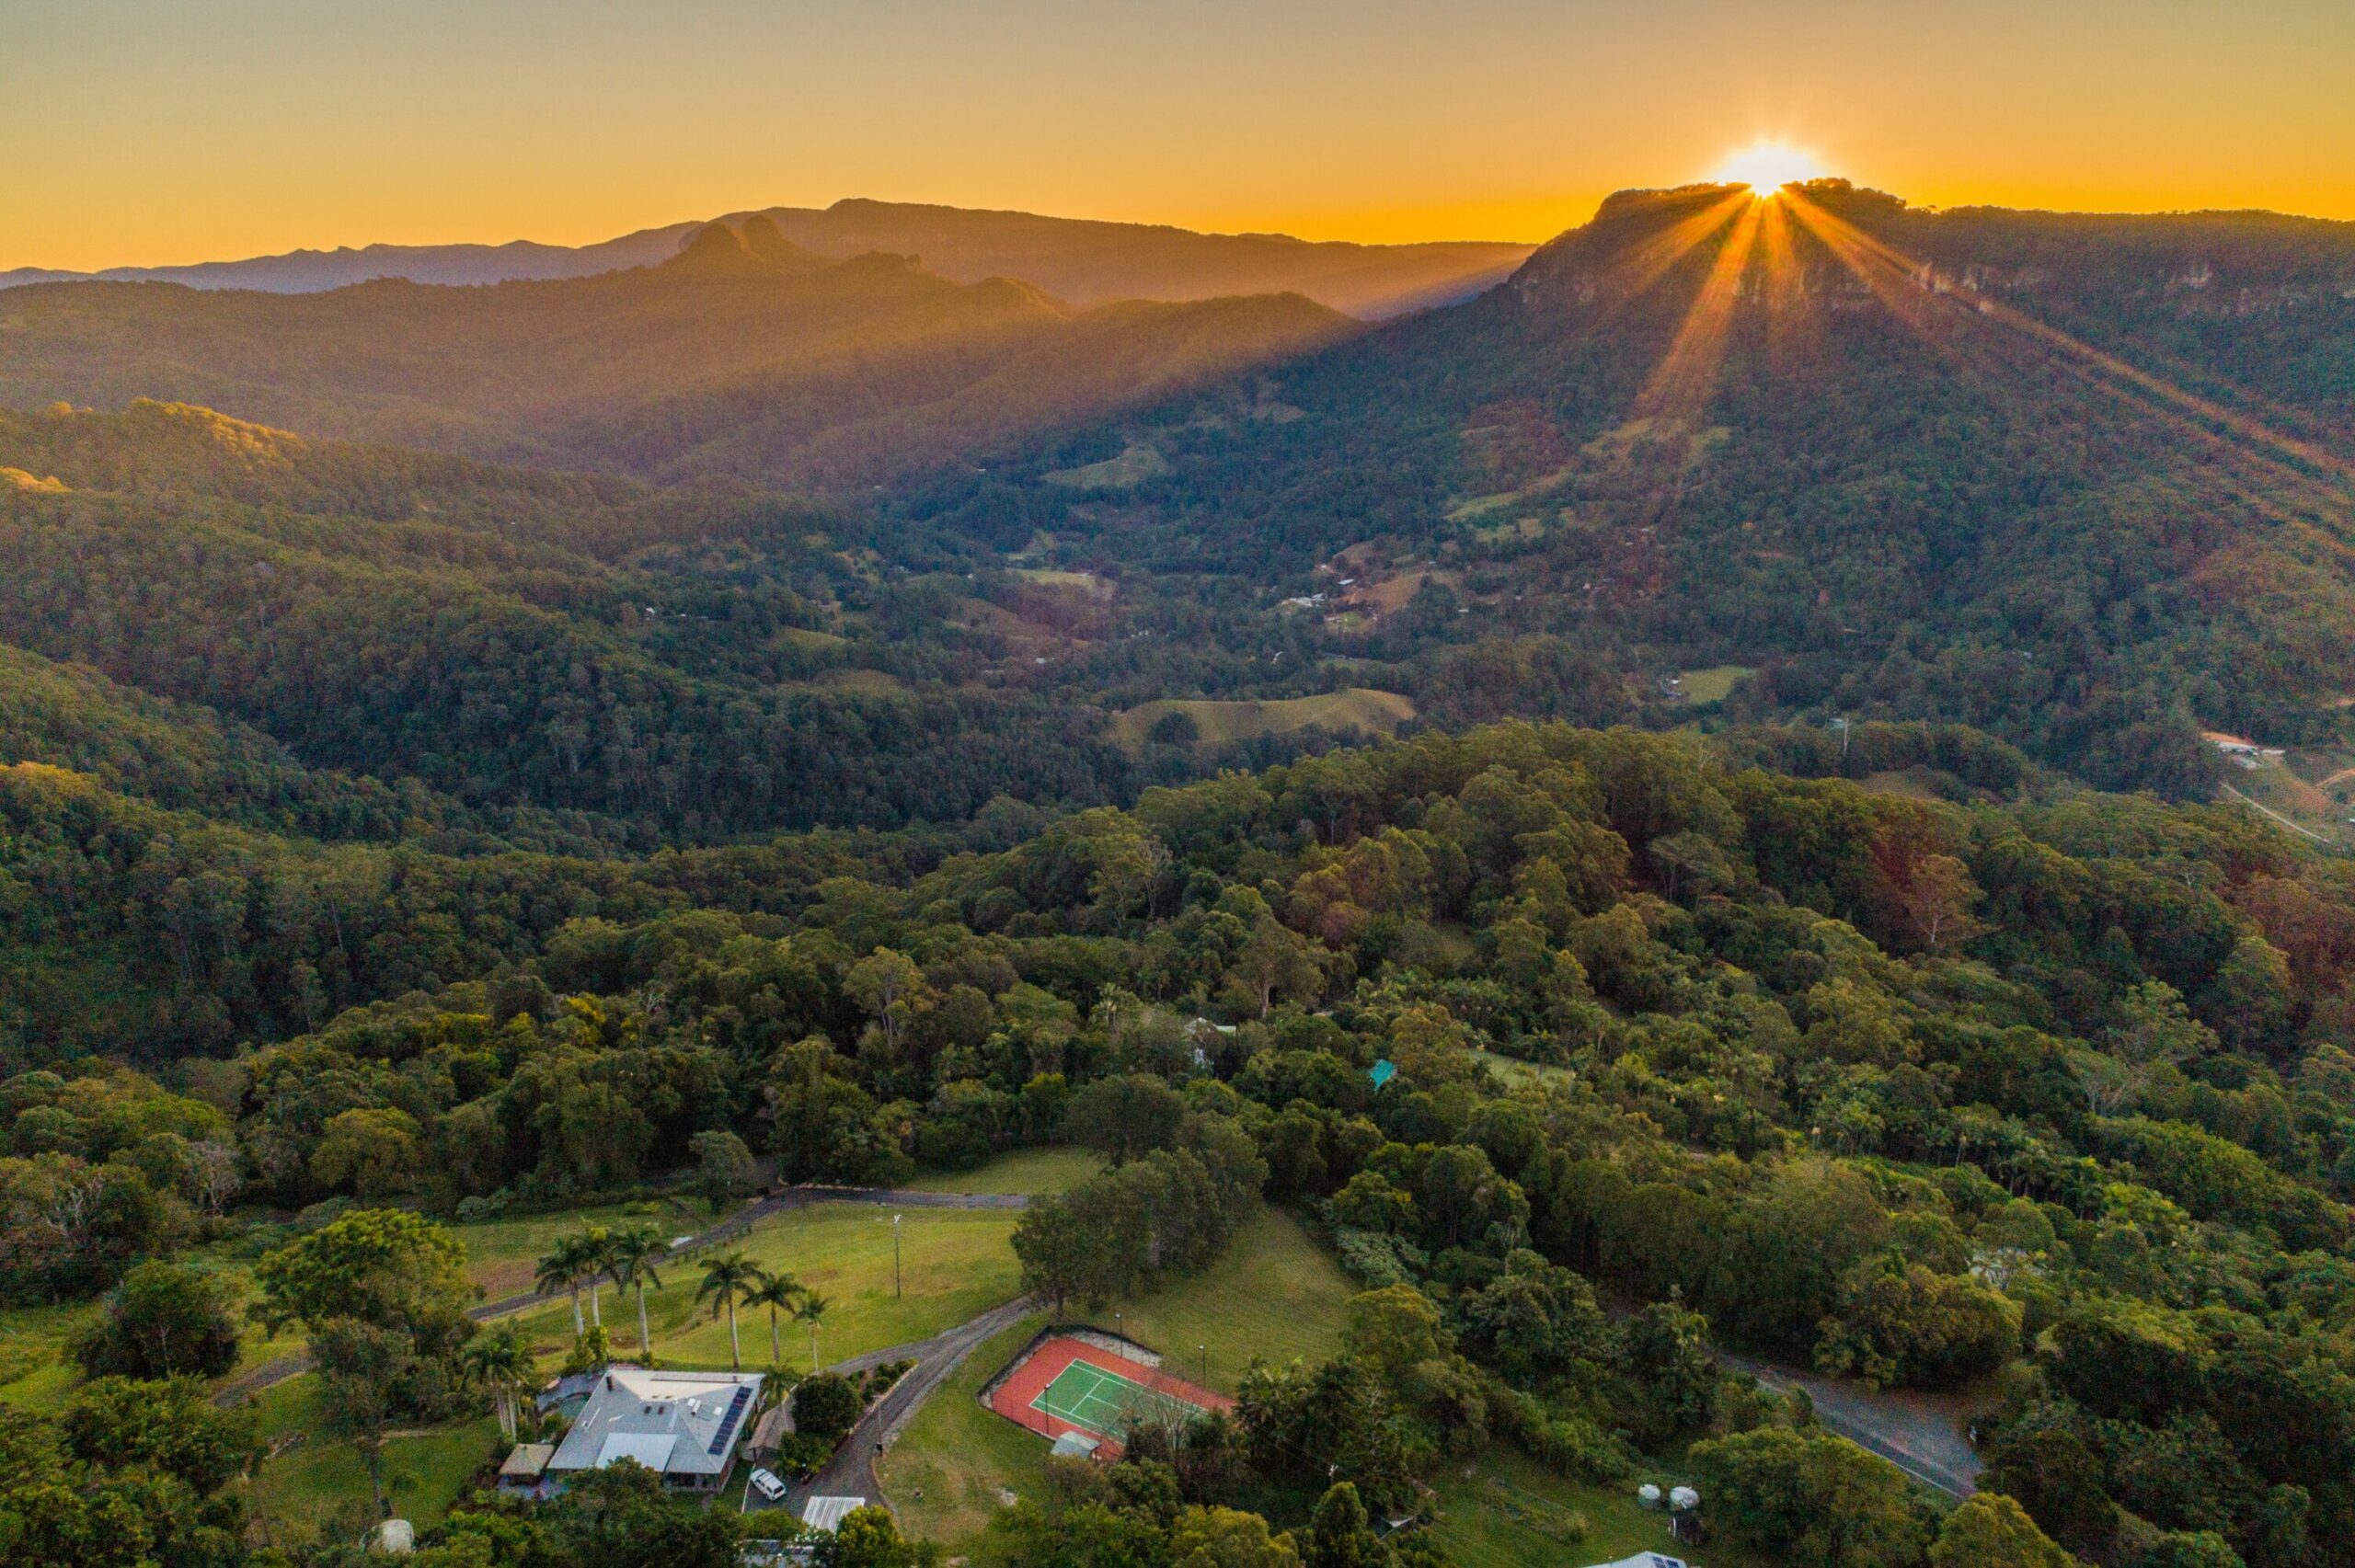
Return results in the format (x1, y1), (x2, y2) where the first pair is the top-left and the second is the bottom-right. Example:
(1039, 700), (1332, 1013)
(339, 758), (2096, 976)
(801, 1496), (867, 1535)
(1050, 1430), (1102, 1459)
(497, 1443), (556, 1494)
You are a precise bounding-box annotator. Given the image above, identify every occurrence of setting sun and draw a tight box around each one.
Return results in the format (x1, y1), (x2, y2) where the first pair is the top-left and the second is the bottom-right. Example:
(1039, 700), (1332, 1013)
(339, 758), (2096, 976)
(1712, 140), (1826, 195)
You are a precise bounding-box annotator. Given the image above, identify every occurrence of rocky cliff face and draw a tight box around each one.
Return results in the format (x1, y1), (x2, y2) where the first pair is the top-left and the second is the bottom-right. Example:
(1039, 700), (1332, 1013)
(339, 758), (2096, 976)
(1501, 181), (2355, 328)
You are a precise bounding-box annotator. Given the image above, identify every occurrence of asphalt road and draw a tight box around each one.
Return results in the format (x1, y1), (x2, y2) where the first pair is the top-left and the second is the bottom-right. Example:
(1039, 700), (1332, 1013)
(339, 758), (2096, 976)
(759, 1293), (1041, 1520)
(1717, 1349), (1983, 1496)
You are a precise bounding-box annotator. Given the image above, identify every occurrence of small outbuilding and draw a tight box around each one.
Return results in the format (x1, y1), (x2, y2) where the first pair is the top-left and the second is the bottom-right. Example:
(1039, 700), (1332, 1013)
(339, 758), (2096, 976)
(800, 1496), (867, 1535)
(496, 1442), (557, 1497)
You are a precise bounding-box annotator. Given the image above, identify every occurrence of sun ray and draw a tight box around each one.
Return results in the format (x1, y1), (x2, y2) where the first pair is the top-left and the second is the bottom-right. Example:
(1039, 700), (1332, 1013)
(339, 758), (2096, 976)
(1786, 191), (2355, 497)
(1603, 189), (1752, 303)
(1635, 196), (1764, 422)
(1773, 186), (2355, 578)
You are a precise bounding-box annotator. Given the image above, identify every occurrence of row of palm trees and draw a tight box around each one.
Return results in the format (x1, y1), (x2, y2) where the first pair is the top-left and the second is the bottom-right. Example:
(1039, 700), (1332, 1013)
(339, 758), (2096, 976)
(694, 1250), (829, 1372)
(533, 1229), (829, 1372)
(534, 1224), (673, 1358)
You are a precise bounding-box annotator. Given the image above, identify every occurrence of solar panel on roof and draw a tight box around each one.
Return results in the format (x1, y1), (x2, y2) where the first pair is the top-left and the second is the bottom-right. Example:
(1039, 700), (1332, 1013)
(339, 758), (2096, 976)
(708, 1384), (752, 1454)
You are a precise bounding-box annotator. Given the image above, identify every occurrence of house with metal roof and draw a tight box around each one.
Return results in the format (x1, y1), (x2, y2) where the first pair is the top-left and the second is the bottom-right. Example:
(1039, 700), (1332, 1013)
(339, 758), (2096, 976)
(545, 1368), (764, 1493)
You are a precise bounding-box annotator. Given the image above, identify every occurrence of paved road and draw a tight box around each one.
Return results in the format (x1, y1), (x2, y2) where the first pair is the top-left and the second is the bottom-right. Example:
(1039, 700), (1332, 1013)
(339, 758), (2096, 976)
(762, 1294), (1040, 1520)
(1717, 1350), (1982, 1496)
(211, 1184), (1035, 1407)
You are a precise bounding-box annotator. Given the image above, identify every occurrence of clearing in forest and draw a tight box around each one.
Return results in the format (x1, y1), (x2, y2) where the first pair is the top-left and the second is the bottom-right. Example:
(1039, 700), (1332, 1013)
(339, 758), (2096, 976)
(1109, 688), (1415, 752)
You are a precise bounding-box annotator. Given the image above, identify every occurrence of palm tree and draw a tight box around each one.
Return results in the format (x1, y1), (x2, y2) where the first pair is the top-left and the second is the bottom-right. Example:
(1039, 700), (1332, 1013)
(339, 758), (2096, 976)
(695, 1251), (761, 1370)
(606, 1225), (670, 1361)
(795, 1289), (831, 1373)
(535, 1235), (592, 1337)
(580, 1226), (614, 1330)
(461, 1325), (536, 1443)
(743, 1268), (803, 1368)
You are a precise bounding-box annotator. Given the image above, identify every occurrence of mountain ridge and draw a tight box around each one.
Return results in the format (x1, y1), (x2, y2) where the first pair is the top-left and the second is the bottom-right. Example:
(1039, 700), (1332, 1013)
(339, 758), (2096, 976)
(2, 197), (1533, 319)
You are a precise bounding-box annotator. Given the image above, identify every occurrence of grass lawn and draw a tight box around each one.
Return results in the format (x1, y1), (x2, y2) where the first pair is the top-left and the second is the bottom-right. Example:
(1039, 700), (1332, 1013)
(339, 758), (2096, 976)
(1425, 1448), (1767, 1568)
(904, 1147), (1100, 1196)
(0, 1299), (97, 1409)
(1468, 1048), (1576, 1093)
(450, 1196), (698, 1300)
(875, 1311), (1051, 1549)
(0, 1247), (311, 1410)
(1108, 690), (1416, 754)
(495, 1201), (1023, 1373)
(1077, 1207), (1356, 1395)
(239, 1376), (499, 1550)
(1678, 665), (1758, 705)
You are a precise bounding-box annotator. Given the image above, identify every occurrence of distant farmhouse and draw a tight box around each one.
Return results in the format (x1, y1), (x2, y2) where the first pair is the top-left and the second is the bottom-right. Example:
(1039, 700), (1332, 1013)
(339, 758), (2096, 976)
(544, 1368), (764, 1494)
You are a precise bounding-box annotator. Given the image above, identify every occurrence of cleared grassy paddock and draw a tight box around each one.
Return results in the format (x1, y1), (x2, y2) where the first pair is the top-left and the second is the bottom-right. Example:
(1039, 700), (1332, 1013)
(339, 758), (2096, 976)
(239, 1377), (499, 1550)
(1678, 664), (1758, 704)
(452, 1196), (695, 1300)
(904, 1146), (1100, 1196)
(0, 1248), (313, 1410)
(1468, 1047), (1576, 1092)
(1083, 1207), (1356, 1393)
(1425, 1447), (1767, 1568)
(1109, 689), (1415, 754)
(495, 1201), (1023, 1373)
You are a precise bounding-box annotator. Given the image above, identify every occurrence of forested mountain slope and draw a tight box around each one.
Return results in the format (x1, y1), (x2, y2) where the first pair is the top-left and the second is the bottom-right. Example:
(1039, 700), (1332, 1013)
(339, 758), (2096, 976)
(923, 184), (2355, 792)
(0, 402), (1148, 841)
(2, 197), (1531, 318)
(0, 219), (1350, 489)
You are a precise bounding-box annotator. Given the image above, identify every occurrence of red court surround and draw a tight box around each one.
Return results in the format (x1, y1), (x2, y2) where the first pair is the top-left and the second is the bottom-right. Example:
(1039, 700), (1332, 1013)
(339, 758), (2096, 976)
(985, 1334), (1233, 1459)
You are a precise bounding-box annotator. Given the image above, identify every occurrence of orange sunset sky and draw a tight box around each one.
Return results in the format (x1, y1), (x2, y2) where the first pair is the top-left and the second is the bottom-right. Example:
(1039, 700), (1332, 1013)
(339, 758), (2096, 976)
(8, 0), (2354, 272)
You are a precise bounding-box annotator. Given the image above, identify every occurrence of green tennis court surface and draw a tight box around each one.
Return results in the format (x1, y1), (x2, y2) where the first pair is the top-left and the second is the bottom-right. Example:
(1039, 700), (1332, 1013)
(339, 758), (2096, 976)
(1030, 1360), (1199, 1437)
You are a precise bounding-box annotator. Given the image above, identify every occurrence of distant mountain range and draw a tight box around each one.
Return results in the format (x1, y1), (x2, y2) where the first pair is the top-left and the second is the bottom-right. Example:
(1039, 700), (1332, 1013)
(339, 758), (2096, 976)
(11, 181), (2355, 794)
(0, 217), (1352, 489)
(0, 197), (1534, 320)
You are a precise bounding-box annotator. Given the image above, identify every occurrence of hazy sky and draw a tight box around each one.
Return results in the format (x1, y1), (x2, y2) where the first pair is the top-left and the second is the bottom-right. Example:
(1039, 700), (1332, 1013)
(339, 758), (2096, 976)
(9, 0), (2353, 270)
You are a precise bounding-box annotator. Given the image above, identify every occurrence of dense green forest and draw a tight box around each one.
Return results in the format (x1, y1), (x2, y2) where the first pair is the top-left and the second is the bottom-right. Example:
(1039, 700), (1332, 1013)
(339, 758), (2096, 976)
(11, 718), (2355, 1566)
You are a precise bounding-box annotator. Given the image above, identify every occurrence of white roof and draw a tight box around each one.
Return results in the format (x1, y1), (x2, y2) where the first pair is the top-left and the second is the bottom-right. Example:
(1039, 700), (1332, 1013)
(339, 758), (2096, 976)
(546, 1368), (764, 1478)
(596, 1431), (678, 1471)
(1585, 1556), (1687, 1568)
(801, 1496), (867, 1534)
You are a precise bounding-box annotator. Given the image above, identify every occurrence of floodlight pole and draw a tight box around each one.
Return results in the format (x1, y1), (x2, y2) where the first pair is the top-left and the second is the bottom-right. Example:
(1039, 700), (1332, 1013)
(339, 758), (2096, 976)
(893, 1213), (902, 1299)
(1199, 1344), (1208, 1386)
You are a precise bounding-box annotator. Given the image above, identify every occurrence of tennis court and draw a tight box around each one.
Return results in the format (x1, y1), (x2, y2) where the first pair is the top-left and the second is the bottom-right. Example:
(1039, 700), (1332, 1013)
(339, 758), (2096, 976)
(1031, 1359), (1197, 1438)
(985, 1333), (1234, 1458)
